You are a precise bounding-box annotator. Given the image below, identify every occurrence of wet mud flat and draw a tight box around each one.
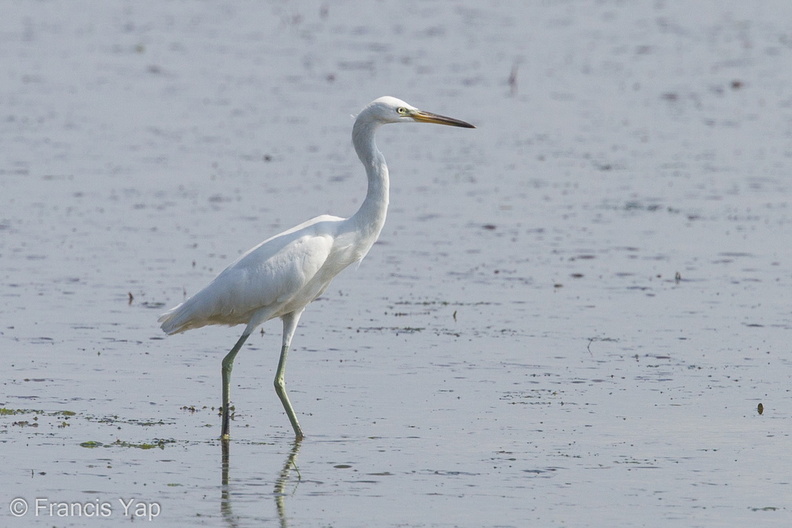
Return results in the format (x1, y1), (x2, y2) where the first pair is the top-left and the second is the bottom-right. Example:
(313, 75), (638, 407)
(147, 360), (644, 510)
(2, 2), (792, 527)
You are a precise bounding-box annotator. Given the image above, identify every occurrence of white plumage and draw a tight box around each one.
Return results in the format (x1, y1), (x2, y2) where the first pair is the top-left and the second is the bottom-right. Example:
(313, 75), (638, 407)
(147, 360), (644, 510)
(159, 96), (474, 440)
(160, 215), (347, 333)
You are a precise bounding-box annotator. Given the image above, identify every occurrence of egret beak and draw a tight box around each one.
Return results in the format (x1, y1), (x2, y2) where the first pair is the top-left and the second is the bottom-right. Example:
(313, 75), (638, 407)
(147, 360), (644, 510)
(411, 110), (475, 128)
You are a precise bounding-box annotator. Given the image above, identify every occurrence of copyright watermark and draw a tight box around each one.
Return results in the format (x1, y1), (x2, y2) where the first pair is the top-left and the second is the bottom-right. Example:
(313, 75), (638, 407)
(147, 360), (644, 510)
(9, 497), (160, 521)
(8, 498), (27, 517)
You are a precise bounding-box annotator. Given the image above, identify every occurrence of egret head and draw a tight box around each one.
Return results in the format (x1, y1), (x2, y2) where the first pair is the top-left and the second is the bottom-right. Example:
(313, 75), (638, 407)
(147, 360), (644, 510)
(363, 96), (475, 128)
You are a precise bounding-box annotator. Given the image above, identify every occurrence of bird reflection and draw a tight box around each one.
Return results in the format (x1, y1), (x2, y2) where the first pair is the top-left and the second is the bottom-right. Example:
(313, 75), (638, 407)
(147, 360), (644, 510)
(220, 441), (236, 527)
(221, 439), (303, 528)
(274, 440), (302, 527)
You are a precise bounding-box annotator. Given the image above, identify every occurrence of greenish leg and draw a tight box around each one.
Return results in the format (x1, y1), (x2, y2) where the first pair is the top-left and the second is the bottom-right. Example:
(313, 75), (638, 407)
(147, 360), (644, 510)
(275, 311), (305, 440)
(221, 331), (251, 440)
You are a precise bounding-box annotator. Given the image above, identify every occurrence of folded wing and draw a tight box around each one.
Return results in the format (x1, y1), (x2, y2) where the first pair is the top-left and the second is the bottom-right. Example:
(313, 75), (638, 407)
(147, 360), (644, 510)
(159, 216), (342, 334)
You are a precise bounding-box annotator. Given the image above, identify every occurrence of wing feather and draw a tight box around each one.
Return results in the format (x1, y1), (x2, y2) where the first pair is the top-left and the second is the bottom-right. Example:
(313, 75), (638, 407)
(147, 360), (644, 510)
(159, 216), (341, 334)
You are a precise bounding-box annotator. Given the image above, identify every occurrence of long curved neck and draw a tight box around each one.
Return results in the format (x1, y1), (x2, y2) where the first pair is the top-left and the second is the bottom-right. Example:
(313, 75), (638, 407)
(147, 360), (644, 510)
(350, 117), (389, 246)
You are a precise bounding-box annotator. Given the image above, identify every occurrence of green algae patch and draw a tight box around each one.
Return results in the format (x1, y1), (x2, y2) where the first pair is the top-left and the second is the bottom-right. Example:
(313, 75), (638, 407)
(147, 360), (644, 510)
(1, 408), (77, 417)
(110, 438), (176, 450)
(79, 438), (177, 450)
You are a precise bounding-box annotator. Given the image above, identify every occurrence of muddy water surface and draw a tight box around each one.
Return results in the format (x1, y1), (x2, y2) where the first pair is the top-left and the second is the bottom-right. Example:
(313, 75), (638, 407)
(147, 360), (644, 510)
(2, 2), (791, 527)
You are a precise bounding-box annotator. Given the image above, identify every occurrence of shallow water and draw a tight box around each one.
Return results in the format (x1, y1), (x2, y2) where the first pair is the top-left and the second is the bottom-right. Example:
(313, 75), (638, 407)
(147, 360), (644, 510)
(2, 1), (791, 526)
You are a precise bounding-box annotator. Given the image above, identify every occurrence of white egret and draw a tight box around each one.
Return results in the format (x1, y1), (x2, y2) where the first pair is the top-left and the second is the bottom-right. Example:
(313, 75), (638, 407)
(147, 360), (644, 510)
(159, 96), (474, 440)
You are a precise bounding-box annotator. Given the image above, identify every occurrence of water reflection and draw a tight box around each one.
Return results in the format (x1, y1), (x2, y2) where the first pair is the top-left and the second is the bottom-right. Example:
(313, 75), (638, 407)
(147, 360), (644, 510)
(274, 440), (302, 527)
(221, 439), (303, 527)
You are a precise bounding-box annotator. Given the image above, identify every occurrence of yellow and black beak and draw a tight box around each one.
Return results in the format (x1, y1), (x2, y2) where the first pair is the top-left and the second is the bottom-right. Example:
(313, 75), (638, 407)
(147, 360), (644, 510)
(411, 109), (475, 128)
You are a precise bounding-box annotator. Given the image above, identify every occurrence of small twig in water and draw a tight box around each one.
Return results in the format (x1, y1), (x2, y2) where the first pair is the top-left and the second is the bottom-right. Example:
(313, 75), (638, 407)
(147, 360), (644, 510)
(587, 336), (619, 355)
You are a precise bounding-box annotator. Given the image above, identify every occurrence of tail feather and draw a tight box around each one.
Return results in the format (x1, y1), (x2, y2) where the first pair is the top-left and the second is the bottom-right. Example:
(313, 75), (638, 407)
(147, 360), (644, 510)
(158, 286), (242, 334)
(158, 303), (187, 335)
(159, 301), (211, 335)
